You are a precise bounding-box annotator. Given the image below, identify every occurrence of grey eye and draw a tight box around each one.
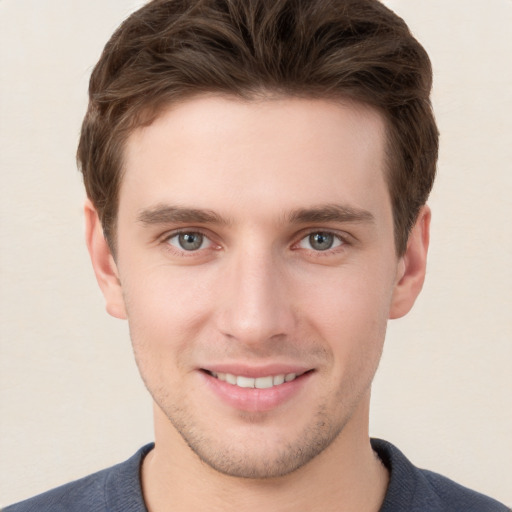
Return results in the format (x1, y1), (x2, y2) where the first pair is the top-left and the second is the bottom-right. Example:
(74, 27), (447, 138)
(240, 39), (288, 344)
(309, 232), (334, 251)
(168, 232), (208, 251)
(298, 232), (343, 252)
(179, 232), (203, 250)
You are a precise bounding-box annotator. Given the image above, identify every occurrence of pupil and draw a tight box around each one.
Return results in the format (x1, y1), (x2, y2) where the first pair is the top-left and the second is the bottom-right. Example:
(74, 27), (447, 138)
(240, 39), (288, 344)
(179, 233), (203, 250)
(310, 232), (333, 251)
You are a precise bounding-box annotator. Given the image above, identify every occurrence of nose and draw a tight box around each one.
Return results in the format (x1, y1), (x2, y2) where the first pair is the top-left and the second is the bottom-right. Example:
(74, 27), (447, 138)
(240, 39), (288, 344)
(215, 246), (295, 345)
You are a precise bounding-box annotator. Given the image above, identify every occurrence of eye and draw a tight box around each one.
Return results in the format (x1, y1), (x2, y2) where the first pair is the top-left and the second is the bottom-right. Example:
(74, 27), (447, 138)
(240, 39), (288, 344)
(167, 231), (212, 251)
(298, 232), (344, 251)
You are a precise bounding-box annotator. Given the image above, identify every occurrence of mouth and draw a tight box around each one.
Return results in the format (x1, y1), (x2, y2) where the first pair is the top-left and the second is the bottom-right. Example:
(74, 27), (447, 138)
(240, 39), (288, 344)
(203, 370), (310, 389)
(200, 367), (314, 412)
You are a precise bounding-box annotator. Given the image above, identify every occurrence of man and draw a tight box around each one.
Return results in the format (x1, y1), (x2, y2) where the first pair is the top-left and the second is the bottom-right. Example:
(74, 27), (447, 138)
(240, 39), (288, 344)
(4, 0), (509, 511)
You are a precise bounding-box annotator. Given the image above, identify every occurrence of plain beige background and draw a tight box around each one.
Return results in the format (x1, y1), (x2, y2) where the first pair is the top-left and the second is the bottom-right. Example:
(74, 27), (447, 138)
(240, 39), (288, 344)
(0, 0), (511, 507)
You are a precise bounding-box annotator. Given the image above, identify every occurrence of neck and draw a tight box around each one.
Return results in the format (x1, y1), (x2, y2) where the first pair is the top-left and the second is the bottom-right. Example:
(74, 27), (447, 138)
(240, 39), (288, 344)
(142, 398), (388, 512)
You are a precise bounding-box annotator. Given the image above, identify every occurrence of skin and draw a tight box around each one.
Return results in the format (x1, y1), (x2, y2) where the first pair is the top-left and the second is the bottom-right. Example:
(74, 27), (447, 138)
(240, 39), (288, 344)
(86, 95), (430, 511)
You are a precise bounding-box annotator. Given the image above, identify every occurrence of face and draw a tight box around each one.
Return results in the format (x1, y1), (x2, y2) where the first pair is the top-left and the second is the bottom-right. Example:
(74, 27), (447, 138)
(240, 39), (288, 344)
(88, 95), (427, 479)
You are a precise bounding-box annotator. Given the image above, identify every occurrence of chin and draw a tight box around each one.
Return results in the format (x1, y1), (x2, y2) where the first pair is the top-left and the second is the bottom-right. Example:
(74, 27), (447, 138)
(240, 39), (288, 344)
(162, 401), (348, 480)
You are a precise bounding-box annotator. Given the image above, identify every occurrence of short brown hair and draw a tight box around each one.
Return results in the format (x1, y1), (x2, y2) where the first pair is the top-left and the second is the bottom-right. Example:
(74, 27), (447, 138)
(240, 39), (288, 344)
(78, 0), (438, 255)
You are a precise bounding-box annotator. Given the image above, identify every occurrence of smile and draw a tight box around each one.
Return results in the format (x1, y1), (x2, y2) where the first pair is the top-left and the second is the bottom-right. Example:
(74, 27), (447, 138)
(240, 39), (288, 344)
(208, 371), (302, 389)
(202, 368), (313, 412)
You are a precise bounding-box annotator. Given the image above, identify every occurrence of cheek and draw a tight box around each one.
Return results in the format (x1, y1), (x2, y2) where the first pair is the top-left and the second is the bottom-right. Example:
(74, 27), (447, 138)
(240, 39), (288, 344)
(120, 264), (218, 363)
(297, 263), (393, 363)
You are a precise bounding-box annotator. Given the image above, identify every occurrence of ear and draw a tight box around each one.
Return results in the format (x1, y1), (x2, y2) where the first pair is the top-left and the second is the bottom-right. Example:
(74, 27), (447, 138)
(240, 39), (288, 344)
(84, 199), (127, 319)
(389, 205), (430, 319)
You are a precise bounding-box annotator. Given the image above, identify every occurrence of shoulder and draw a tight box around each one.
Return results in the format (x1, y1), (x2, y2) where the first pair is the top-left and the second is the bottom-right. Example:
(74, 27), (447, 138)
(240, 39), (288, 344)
(2, 444), (153, 512)
(3, 468), (110, 512)
(372, 439), (509, 512)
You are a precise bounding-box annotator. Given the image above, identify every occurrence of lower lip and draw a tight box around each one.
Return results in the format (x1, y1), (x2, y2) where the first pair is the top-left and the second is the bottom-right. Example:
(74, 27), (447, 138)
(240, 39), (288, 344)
(201, 371), (312, 413)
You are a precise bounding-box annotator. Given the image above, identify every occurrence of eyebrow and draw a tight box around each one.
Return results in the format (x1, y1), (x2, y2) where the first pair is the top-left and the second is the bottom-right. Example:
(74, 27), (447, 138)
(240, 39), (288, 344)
(137, 203), (374, 227)
(137, 205), (230, 226)
(287, 204), (375, 225)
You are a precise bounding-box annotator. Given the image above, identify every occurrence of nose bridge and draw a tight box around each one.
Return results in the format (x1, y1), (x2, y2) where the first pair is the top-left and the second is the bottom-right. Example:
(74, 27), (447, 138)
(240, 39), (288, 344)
(217, 242), (293, 344)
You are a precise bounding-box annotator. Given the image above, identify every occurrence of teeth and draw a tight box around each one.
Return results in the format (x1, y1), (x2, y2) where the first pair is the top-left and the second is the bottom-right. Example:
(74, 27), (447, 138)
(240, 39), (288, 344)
(255, 376), (273, 389)
(236, 376), (255, 388)
(225, 373), (237, 385)
(211, 372), (299, 388)
(273, 374), (285, 386)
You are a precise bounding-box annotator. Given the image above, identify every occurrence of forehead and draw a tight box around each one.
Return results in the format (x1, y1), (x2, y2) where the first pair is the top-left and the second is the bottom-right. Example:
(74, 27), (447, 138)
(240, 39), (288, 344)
(119, 95), (389, 224)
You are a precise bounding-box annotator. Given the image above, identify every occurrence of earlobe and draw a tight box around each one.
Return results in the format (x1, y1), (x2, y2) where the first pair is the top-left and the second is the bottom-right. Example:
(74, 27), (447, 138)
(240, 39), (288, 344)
(389, 206), (431, 319)
(84, 199), (127, 320)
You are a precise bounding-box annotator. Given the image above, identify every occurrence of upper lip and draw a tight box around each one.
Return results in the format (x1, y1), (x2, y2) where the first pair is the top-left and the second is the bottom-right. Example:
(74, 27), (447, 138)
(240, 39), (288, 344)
(200, 363), (313, 378)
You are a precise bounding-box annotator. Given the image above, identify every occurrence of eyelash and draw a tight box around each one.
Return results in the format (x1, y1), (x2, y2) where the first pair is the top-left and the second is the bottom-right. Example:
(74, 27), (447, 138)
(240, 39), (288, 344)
(161, 229), (351, 257)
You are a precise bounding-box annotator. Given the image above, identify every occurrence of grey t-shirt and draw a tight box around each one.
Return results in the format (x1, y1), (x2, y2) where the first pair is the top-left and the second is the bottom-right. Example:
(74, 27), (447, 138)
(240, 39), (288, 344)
(3, 440), (509, 511)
